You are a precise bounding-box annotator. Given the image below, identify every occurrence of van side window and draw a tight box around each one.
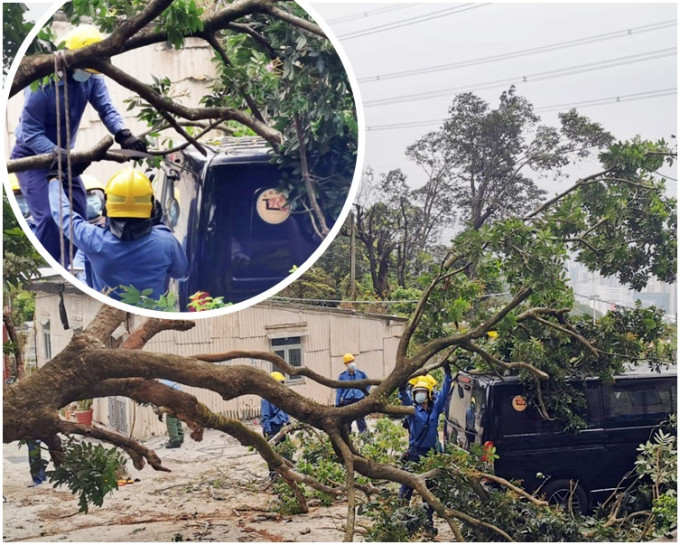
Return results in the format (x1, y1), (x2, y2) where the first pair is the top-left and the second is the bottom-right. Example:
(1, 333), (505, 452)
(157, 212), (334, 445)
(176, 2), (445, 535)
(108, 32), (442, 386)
(603, 381), (672, 426)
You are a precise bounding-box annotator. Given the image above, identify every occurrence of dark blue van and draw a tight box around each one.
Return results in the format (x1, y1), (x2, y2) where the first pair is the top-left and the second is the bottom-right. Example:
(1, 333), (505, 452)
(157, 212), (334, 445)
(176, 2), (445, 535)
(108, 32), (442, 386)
(445, 366), (677, 513)
(155, 138), (322, 310)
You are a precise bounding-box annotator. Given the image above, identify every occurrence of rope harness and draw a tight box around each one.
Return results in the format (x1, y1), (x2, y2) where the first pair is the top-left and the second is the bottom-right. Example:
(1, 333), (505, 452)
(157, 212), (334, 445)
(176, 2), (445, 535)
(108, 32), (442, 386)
(53, 51), (75, 274)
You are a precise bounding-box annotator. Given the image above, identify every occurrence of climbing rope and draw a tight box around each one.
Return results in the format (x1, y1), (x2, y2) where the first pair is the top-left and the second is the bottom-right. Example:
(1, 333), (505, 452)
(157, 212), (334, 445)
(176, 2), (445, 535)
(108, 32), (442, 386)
(53, 51), (75, 274)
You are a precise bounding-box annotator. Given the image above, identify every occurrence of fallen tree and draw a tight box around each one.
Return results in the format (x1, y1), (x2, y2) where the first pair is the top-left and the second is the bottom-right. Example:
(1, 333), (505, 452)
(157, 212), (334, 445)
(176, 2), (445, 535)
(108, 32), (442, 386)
(4, 138), (676, 540)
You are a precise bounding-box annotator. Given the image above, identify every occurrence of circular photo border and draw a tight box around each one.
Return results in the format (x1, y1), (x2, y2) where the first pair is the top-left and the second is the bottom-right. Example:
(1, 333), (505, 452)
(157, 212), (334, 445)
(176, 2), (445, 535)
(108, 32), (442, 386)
(2, 0), (365, 319)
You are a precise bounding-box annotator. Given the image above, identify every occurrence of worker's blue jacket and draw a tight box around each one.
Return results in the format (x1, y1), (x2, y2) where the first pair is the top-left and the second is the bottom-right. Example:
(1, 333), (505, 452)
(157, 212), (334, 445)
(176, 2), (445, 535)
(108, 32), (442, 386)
(261, 399), (290, 435)
(399, 370), (452, 458)
(335, 369), (369, 406)
(48, 180), (188, 300)
(14, 74), (125, 155)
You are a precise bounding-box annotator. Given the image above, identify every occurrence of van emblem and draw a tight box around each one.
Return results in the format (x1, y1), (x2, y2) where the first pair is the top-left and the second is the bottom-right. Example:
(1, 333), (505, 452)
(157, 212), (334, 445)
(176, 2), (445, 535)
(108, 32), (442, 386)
(512, 395), (527, 412)
(257, 188), (290, 224)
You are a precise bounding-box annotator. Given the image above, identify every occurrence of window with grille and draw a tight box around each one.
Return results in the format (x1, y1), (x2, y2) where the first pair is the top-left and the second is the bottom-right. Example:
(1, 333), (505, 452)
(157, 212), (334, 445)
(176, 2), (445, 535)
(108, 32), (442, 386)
(270, 336), (303, 383)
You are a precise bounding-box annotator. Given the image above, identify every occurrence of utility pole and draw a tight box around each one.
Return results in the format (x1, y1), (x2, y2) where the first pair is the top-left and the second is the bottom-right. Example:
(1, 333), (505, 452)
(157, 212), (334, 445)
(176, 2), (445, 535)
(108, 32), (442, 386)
(350, 210), (356, 300)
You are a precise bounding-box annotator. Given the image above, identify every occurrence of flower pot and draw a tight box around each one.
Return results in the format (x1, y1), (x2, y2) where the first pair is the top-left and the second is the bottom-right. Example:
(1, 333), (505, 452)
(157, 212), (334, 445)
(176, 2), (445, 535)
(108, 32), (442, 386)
(74, 409), (93, 426)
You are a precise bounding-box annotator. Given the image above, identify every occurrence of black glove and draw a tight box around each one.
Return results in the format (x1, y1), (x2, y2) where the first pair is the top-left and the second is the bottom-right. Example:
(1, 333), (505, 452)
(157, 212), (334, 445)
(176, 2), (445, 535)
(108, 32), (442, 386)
(47, 149), (90, 181)
(115, 129), (147, 153)
(443, 361), (452, 376)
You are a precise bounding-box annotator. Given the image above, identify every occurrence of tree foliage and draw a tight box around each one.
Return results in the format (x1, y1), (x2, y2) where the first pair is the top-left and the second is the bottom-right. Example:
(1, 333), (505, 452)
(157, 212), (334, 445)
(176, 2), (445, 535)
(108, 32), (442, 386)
(408, 86), (614, 231)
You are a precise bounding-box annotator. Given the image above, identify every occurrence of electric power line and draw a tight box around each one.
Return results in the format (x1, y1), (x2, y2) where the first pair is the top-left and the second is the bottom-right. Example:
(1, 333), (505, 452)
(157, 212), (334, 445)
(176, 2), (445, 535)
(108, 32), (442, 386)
(365, 47), (676, 108)
(270, 296), (421, 304)
(573, 291), (676, 321)
(366, 87), (677, 132)
(359, 19), (676, 83)
(327, 4), (417, 26)
(337, 4), (490, 41)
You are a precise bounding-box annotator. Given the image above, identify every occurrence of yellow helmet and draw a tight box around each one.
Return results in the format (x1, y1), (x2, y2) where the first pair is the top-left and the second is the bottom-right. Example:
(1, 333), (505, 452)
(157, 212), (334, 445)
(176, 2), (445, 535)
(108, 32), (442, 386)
(9, 173), (20, 192)
(409, 374), (437, 389)
(62, 25), (104, 51)
(270, 371), (286, 382)
(343, 353), (355, 364)
(105, 169), (153, 218)
(81, 174), (105, 193)
(412, 379), (434, 394)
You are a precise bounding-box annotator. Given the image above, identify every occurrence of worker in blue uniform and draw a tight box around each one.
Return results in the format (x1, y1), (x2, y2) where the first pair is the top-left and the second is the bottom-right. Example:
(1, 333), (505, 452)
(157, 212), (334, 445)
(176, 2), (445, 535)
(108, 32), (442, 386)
(48, 168), (188, 301)
(261, 372), (291, 439)
(398, 362), (452, 534)
(261, 371), (291, 478)
(10, 25), (146, 267)
(335, 353), (369, 433)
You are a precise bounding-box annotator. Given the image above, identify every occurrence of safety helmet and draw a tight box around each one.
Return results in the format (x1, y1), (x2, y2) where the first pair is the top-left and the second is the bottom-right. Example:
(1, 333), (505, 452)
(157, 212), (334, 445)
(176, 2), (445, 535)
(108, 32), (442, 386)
(81, 174), (105, 193)
(62, 25), (104, 51)
(409, 374), (437, 389)
(343, 353), (355, 364)
(105, 169), (153, 218)
(82, 175), (106, 221)
(487, 330), (499, 339)
(62, 25), (104, 74)
(270, 371), (286, 382)
(412, 379), (434, 394)
(9, 173), (20, 192)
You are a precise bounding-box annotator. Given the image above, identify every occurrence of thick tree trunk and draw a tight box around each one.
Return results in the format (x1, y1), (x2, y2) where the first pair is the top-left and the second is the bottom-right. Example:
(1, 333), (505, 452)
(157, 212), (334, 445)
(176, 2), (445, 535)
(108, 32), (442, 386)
(3, 312), (25, 380)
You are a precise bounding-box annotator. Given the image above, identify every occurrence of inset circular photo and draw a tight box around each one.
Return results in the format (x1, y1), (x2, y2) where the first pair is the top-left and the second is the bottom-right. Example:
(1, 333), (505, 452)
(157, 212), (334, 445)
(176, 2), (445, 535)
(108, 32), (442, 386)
(4, 0), (362, 316)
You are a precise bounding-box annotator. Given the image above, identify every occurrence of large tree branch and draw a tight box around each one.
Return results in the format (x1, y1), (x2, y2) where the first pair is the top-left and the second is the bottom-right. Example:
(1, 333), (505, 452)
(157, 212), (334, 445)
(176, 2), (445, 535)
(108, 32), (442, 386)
(88, 59), (282, 148)
(191, 350), (381, 390)
(294, 114), (330, 237)
(56, 419), (170, 471)
(7, 137), (122, 173)
(120, 318), (195, 350)
(82, 304), (127, 342)
(461, 340), (549, 379)
(524, 169), (611, 219)
(11, 0), (175, 95)
(3, 312), (26, 380)
(411, 286), (534, 371)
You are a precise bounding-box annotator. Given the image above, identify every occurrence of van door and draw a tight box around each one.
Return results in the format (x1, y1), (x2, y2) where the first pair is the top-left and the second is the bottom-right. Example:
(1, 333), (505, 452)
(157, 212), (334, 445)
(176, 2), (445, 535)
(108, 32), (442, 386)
(445, 374), (490, 449)
(200, 163), (318, 303)
(600, 377), (675, 494)
(493, 381), (606, 495)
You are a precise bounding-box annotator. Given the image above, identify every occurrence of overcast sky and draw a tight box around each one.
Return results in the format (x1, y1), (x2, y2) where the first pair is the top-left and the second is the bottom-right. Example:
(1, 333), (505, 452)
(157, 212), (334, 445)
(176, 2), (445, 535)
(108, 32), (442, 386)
(12, 1), (678, 196)
(309, 1), (677, 194)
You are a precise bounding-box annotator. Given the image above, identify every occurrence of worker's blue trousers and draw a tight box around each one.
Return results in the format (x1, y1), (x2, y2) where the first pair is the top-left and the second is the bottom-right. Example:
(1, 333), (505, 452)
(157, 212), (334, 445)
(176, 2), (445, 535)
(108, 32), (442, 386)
(11, 143), (87, 268)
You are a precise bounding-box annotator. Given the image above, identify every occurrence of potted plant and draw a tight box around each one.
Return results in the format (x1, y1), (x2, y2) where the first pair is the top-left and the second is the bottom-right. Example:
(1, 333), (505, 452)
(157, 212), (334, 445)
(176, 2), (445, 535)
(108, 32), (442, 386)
(74, 399), (94, 426)
(62, 403), (78, 421)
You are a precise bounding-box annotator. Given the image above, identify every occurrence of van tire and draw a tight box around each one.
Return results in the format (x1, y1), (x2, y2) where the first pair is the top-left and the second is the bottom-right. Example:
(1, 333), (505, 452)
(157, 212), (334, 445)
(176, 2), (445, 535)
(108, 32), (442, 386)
(542, 479), (589, 515)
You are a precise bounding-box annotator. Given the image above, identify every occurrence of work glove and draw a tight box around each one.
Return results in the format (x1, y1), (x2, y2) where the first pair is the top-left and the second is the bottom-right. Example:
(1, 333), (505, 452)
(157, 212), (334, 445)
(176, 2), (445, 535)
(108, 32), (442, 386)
(115, 129), (147, 153)
(443, 361), (452, 376)
(47, 149), (90, 181)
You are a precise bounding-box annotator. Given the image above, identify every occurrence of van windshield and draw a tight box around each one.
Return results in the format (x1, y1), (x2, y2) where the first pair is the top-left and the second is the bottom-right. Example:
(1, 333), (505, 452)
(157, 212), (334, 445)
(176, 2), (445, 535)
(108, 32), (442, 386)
(447, 375), (488, 448)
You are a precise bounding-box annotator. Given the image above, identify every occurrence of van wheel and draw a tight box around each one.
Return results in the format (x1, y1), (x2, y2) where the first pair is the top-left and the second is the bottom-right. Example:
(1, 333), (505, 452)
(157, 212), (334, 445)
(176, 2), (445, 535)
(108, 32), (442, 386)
(542, 479), (588, 515)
